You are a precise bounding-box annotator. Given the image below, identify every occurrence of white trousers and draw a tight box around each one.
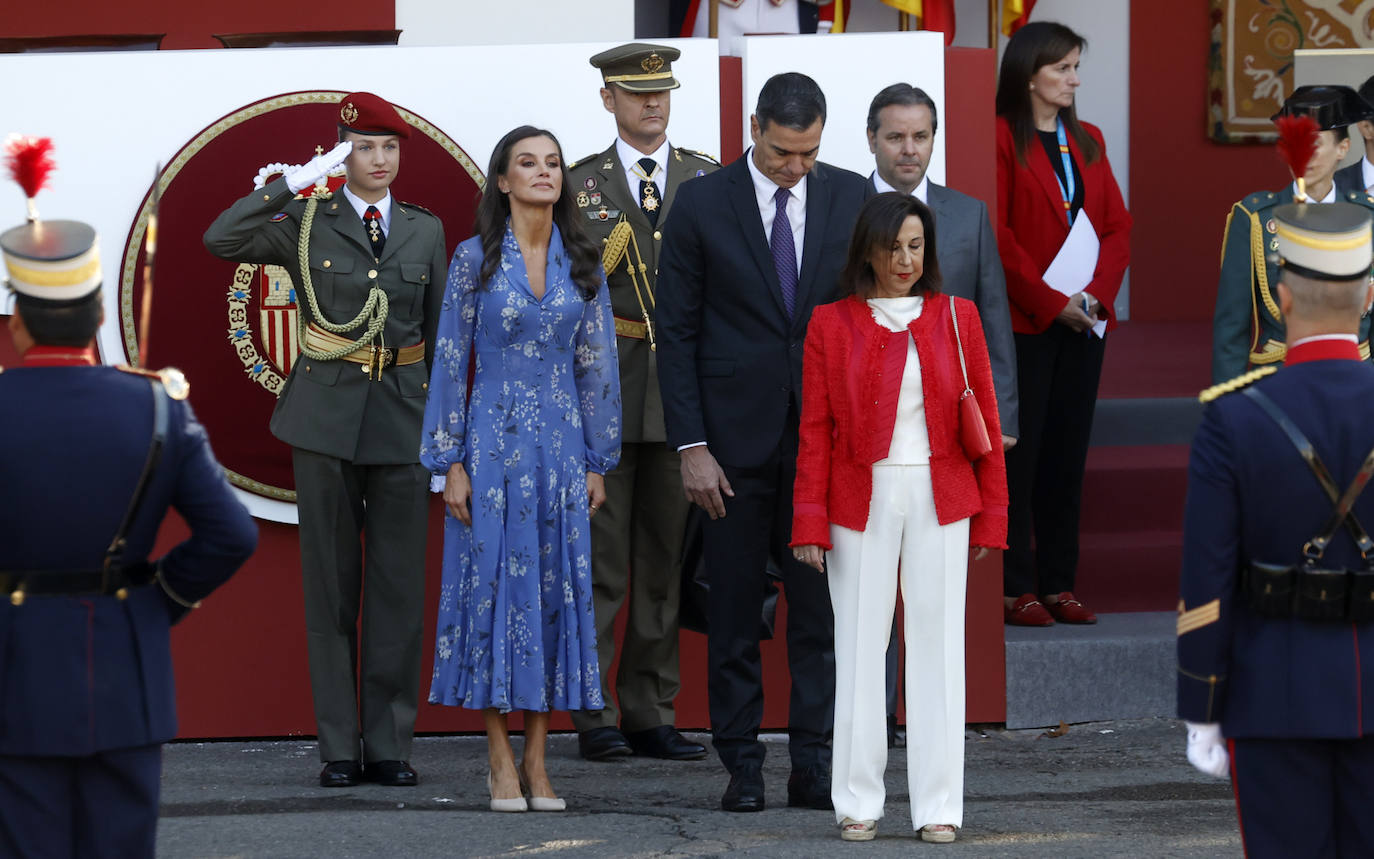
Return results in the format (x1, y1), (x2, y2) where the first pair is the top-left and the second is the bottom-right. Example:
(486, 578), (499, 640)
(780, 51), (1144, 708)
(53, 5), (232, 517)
(828, 464), (968, 828)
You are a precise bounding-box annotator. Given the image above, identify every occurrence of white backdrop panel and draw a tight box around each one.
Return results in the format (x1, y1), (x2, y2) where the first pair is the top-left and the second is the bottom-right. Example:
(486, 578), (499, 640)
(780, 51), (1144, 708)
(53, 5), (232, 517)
(740, 32), (946, 184)
(0, 40), (719, 521)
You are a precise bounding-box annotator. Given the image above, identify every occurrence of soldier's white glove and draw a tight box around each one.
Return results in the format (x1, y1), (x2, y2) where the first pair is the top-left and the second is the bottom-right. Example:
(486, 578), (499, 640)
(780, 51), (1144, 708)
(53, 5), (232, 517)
(1185, 721), (1229, 778)
(284, 141), (352, 193)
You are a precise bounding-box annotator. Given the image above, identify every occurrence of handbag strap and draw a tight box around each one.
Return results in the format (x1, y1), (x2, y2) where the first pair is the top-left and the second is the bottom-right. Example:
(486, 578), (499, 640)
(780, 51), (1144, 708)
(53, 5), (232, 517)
(949, 295), (972, 394)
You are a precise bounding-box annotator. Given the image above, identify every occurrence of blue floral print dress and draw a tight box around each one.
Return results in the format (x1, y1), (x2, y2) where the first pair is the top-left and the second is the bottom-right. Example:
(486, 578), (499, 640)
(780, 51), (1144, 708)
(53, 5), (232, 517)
(421, 223), (621, 713)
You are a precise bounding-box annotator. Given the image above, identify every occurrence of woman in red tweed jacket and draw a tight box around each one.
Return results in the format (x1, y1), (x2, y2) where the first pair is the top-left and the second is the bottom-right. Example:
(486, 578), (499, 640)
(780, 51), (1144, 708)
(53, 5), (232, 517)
(790, 193), (1007, 844)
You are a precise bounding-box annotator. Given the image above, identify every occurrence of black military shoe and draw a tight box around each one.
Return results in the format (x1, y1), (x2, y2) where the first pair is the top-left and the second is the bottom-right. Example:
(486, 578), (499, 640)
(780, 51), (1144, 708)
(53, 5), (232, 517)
(626, 725), (708, 761)
(721, 765), (765, 812)
(365, 760), (418, 786)
(319, 760), (362, 788)
(787, 766), (834, 810)
(578, 726), (634, 761)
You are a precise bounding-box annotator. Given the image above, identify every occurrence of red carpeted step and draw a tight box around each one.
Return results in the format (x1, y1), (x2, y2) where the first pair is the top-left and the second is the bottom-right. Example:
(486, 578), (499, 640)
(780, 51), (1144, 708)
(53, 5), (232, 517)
(1099, 321), (1212, 399)
(1073, 530), (1182, 612)
(1080, 445), (1190, 535)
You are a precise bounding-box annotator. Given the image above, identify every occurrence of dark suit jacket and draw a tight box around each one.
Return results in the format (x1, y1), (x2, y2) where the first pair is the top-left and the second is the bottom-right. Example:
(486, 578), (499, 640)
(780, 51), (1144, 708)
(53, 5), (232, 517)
(657, 155), (868, 467)
(866, 176), (1020, 437)
(1179, 351), (1374, 738)
(0, 366), (256, 757)
(204, 178), (447, 464)
(994, 117), (1132, 335)
(1334, 157), (1368, 196)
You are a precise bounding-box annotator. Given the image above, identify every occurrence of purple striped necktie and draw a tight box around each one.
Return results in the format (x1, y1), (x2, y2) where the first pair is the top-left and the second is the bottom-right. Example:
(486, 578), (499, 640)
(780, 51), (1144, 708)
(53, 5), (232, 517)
(771, 187), (798, 317)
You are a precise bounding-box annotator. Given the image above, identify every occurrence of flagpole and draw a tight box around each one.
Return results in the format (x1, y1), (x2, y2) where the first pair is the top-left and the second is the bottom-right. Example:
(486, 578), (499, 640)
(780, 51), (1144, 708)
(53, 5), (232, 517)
(989, 0), (998, 48)
(709, 0), (719, 38)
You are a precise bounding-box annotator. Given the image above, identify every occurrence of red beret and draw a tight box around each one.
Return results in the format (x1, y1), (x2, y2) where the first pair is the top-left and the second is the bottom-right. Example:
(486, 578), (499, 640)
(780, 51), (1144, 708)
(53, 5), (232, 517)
(337, 92), (410, 139)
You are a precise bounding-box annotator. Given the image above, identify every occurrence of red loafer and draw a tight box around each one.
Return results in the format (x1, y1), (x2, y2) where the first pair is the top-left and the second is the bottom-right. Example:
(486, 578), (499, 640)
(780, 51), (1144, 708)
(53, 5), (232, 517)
(1046, 592), (1097, 624)
(1005, 593), (1054, 626)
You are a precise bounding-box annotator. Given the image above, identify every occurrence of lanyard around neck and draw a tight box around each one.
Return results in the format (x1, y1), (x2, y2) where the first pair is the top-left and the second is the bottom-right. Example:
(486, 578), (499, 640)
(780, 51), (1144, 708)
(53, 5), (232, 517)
(1052, 118), (1076, 226)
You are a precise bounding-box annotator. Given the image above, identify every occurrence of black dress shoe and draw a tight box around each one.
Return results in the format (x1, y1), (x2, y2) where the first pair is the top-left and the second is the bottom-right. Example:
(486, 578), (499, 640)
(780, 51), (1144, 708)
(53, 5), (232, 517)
(319, 760), (362, 788)
(887, 714), (907, 749)
(626, 725), (708, 761)
(721, 765), (765, 812)
(787, 766), (833, 810)
(365, 760), (418, 786)
(578, 726), (634, 761)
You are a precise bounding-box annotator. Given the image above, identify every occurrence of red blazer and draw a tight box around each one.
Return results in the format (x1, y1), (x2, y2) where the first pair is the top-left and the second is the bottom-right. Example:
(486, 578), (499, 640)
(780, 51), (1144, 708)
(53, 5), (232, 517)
(994, 116), (1132, 335)
(791, 295), (1008, 551)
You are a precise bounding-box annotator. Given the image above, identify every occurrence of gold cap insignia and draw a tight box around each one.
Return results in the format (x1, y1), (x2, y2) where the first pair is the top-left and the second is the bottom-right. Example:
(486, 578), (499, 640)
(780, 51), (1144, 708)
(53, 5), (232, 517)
(642, 53), (665, 74)
(340, 102), (359, 125)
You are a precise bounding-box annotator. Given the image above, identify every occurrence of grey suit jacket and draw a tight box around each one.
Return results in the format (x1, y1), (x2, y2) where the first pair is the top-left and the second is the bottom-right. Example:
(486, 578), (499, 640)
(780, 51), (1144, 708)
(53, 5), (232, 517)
(867, 176), (1019, 437)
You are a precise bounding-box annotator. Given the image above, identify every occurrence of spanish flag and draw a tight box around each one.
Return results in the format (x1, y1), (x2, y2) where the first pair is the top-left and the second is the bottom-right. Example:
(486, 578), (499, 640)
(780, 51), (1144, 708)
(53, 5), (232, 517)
(1002, 0), (1038, 36)
(882, 0), (955, 46)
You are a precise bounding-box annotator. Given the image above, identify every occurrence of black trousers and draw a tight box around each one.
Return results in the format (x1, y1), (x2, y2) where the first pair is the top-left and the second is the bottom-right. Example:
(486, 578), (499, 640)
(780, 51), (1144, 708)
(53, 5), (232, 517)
(0, 745), (161, 859)
(704, 413), (835, 774)
(1231, 735), (1374, 858)
(1003, 326), (1105, 597)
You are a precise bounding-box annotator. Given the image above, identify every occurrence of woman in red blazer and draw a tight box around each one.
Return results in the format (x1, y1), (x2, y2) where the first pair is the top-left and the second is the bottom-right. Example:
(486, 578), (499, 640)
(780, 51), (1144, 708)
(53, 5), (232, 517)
(994, 21), (1132, 626)
(791, 193), (1007, 843)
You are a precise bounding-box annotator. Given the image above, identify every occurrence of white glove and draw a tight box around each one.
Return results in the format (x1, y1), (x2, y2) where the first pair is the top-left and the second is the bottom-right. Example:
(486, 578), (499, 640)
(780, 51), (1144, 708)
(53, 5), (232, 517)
(284, 141), (352, 193)
(1185, 721), (1229, 778)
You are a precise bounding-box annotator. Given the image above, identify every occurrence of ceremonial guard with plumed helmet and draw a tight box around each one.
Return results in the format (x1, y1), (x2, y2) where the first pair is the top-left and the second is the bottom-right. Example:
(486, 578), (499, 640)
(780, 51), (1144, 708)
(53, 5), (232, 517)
(1182, 113), (1374, 855)
(0, 135), (256, 857)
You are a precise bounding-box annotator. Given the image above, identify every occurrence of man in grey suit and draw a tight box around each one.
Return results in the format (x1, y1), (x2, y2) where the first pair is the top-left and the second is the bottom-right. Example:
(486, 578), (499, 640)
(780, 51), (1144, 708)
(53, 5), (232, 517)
(864, 83), (1019, 747)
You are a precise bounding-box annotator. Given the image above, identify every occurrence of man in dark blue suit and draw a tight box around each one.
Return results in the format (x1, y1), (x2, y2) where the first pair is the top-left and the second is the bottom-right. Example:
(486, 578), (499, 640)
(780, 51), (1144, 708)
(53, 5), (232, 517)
(1180, 197), (1374, 857)
(0, 196), (257, 857)
(657, 72), (867, 812)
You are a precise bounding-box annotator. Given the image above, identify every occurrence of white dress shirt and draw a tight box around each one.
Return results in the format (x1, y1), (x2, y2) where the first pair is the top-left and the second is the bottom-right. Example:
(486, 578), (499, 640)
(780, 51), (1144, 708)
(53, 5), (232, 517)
(745, 146), (806, 278)
(615, 137), (669, 199)
(1363, 155), (1374, 193)
(871, 170), (929, 205)
(868, 295), (932, 464)
(1292, 181), (1337, 204)
(341, 184), (392, 236)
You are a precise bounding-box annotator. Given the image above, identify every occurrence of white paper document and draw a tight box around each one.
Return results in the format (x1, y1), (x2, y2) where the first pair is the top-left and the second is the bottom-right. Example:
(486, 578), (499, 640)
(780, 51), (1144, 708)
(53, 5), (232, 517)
(1041, 212), (1105, 337)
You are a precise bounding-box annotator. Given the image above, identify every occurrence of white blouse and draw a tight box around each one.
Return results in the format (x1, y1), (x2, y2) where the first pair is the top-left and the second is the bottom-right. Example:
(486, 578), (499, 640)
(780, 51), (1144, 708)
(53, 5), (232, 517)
(867, 296), (932, 465)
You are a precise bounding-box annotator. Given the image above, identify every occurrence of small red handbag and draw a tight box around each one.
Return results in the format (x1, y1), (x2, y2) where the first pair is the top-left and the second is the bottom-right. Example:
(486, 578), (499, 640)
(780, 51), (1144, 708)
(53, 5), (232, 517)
(950, 296), (993, 460)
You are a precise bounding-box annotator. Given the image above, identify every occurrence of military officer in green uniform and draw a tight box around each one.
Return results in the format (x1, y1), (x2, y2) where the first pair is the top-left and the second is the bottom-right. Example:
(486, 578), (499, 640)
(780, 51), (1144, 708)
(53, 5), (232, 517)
(1212, 85), (1374, 383)
(204, 92), (446, 788)
(568, 43), (718, 762)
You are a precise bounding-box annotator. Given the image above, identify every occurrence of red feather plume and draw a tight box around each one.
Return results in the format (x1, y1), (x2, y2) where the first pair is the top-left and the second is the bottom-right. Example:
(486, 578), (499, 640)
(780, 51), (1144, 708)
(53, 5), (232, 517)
(5, 135), (56, 200)
(1274, 115), (1319, 184)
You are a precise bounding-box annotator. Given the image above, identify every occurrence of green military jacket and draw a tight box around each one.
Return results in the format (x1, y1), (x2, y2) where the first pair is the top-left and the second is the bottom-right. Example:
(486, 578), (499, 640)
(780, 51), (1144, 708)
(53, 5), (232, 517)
(204, 177), (447, 463)
(1212, 186), (1374, 384)
(569, 142), (719, 443)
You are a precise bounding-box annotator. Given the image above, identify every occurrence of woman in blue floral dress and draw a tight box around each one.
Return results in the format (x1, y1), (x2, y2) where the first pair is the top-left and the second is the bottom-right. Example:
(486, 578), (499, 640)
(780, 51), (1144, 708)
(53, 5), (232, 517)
(420, 126), (620, 811)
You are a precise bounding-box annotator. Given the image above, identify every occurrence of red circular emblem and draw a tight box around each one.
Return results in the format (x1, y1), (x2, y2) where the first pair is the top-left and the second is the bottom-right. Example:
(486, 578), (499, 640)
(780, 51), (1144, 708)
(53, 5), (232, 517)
(116, 91), (483, 507)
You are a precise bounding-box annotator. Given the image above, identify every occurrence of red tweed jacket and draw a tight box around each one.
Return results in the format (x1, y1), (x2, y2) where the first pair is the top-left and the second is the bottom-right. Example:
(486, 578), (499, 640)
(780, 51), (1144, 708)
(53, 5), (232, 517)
(791, 295), (1008, 551)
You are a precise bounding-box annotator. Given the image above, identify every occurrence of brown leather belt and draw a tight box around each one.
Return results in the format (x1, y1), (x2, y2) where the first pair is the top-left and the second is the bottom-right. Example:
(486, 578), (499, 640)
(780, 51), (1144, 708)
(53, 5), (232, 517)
(304, 324), (424, 380)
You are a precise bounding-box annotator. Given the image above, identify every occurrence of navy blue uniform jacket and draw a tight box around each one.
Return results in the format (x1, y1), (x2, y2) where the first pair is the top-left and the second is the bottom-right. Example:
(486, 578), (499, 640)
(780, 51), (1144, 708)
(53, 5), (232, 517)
(0, 365), (257, 757)
(1178, 350), (1374, 738)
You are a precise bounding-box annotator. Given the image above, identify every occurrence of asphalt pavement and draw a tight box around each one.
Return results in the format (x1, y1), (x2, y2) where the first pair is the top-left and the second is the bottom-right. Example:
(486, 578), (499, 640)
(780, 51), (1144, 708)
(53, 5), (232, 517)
(156, 717), (1240, 858)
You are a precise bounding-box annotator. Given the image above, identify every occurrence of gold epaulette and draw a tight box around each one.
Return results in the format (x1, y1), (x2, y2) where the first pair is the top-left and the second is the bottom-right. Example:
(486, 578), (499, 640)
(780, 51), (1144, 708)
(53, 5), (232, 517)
(116, 365), (190, 400)
(568, 154), (599, 171)
(396, 201), (436, 218)
(677, 147), (720, 165)
(1198, 365), (1277, 403)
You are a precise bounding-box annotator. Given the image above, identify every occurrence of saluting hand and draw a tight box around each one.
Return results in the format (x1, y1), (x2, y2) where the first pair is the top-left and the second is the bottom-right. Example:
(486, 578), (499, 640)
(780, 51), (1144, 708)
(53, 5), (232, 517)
(284, 140), (352, 194)
(443, 462), (473, 526)
(680, 446), (734, 520)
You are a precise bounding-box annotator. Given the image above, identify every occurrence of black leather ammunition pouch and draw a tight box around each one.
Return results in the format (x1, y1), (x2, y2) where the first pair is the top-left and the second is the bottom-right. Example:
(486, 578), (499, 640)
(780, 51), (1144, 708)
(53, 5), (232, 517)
(1244, 561), (1295, 618)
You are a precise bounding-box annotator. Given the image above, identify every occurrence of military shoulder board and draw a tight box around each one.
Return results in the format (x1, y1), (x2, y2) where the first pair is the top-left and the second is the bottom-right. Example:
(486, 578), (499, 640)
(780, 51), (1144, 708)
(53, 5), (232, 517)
(1197, 365), (1277, 404)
